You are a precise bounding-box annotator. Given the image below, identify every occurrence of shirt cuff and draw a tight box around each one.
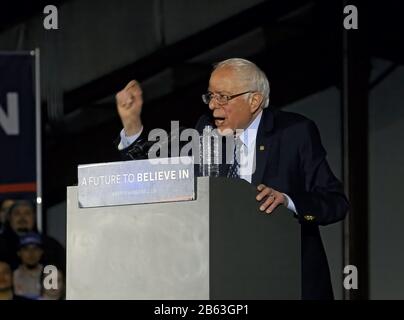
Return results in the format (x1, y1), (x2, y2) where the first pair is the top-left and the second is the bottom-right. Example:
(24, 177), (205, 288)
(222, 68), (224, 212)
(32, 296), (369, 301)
(118, 126), (143, 151)
(283, 193), (298, 214)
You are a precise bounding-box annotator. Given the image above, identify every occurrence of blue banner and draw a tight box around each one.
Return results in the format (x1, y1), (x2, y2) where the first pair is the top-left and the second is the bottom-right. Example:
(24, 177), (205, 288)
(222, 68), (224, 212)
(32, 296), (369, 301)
(0, 52), (38, 200)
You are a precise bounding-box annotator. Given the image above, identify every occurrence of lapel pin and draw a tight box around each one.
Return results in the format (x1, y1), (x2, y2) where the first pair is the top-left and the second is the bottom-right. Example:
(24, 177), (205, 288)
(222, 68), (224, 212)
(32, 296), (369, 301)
(259, 145), (265, 151)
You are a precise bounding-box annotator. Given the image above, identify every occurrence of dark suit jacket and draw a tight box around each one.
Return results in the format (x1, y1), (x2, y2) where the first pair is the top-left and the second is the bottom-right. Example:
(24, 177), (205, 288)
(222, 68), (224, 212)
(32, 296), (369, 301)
(119, 108), (349, 300)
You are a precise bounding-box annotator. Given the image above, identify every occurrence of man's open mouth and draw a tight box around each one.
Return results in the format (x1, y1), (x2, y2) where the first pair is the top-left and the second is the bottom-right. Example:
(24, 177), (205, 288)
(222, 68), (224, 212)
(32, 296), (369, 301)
(214, 116), (225, 126)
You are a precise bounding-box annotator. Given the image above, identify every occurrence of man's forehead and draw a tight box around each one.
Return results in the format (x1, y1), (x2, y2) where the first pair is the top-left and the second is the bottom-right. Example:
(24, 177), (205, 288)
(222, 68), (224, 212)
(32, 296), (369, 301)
(209, 67), (244, 91)
(21, 244), (41, 250)
(12, 205), (33, 215)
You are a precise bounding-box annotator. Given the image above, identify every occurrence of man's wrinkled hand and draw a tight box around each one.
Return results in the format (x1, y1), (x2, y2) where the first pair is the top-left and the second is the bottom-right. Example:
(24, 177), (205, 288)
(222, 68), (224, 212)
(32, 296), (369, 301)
(256, 184), (287, 214)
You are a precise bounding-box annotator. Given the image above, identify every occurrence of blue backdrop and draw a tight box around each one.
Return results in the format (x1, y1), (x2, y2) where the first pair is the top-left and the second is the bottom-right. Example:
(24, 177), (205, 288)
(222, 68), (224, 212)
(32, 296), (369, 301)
(0, 52), (37, 200)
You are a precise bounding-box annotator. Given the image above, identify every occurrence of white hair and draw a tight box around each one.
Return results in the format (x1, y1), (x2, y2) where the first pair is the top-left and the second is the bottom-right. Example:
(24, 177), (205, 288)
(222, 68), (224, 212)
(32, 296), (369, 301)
(213, 58), (270, 108)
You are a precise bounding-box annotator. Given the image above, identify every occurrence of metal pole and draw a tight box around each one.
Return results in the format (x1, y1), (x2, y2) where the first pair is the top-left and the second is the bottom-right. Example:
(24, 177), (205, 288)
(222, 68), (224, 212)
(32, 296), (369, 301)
(33, 48), (42, 232)
(341, 2), (350, 300)
(341, 0), (370, 300)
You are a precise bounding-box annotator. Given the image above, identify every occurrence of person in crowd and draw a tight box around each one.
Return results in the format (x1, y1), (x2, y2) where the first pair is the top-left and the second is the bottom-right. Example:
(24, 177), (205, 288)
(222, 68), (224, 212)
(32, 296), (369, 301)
(13, 233), (44, 299)
(0, 200), (65, 272)
(0, 199), (15, 234)
(0, 258), (27, 300)
(39, 267), (65, 300)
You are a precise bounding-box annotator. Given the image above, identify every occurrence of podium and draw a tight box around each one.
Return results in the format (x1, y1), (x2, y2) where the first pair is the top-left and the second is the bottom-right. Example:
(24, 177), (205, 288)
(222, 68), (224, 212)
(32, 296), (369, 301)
(66, 177), (300, 299)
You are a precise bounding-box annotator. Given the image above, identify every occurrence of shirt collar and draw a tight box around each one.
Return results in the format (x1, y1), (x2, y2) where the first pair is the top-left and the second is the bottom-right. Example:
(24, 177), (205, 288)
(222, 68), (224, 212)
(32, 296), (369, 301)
(239, 110), (263, 149)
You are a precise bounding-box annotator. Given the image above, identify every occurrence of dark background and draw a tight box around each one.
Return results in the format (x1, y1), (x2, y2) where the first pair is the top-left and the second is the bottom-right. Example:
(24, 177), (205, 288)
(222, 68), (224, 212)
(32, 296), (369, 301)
(1, 0), (403, 299)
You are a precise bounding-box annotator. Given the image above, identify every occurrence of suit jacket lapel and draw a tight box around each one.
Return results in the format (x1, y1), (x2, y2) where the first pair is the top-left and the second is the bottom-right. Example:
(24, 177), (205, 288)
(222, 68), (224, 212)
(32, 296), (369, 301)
(252, 109), (278, 185)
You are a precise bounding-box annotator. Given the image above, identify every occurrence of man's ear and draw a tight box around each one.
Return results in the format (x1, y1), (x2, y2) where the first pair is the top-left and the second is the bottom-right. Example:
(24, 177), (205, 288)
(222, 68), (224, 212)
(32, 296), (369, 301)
(249, 92), (263, 114)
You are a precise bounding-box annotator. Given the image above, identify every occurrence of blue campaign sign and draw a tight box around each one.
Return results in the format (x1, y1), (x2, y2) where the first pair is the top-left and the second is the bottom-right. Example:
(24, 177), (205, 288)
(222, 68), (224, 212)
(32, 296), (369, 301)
(0, 52), (39, 200)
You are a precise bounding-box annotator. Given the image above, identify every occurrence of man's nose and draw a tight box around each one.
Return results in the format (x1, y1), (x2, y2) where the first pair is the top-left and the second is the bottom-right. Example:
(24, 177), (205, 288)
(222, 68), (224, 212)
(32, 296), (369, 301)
(208, 98), (219, 110)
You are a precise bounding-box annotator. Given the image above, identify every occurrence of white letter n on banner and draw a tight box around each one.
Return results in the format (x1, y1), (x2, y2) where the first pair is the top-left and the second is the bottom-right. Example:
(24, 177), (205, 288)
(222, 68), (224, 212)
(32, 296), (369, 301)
(0, 92), (19, 135)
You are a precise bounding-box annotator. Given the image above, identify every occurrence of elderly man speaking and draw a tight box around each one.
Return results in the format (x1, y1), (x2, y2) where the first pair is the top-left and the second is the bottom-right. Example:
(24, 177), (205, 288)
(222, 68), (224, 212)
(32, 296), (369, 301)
(115, 58), (349, 300)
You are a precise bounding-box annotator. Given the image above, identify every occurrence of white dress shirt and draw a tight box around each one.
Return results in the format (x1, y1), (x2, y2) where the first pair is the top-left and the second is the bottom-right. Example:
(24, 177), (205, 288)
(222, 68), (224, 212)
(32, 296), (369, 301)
(118, 127), (144, 150)
(235, 111), (297, 214)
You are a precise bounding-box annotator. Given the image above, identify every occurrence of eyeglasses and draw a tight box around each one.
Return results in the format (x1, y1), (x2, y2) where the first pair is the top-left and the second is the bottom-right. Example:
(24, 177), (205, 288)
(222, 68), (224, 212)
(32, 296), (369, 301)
(201, 91), (253, 105)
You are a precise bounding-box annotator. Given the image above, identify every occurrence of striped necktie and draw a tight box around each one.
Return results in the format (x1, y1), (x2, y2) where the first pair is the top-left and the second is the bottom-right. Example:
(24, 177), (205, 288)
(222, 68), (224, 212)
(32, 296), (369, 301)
(227, 136), (242, 178)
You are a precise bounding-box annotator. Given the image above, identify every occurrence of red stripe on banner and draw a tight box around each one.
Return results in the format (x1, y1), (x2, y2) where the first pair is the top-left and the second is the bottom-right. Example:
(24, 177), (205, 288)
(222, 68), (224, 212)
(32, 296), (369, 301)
(0, 182), (37, 193)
